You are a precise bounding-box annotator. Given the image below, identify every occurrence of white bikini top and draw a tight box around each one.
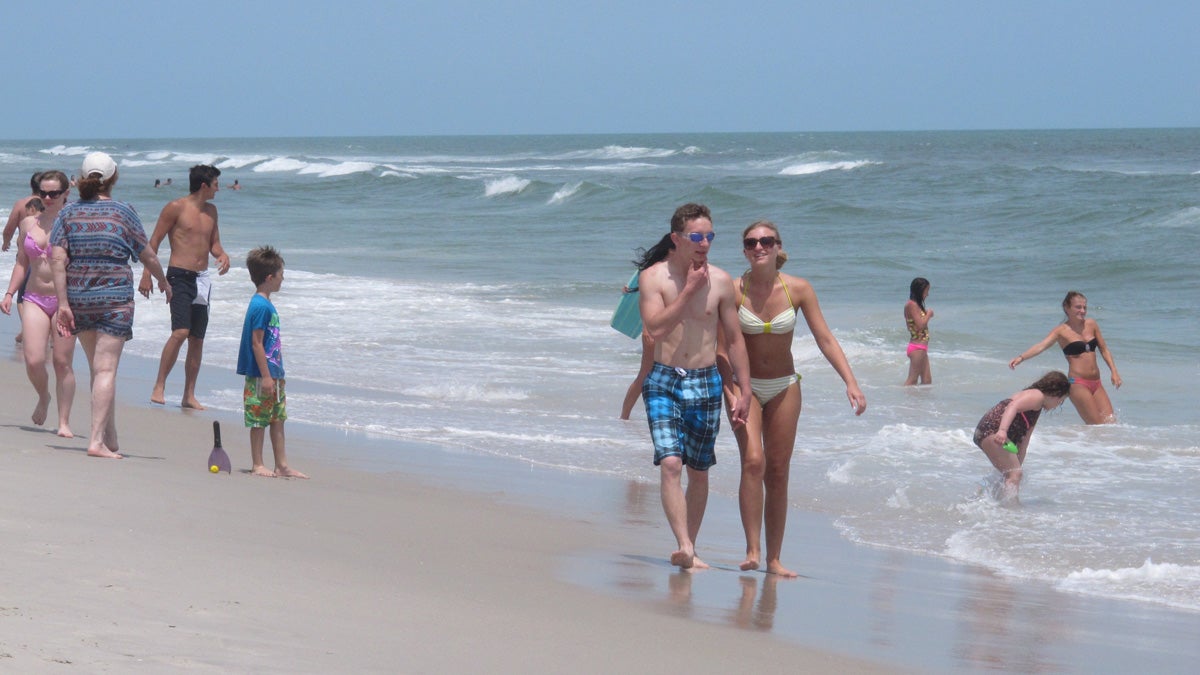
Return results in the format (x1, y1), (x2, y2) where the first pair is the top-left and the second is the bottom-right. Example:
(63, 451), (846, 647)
(738, 274), (797, 335)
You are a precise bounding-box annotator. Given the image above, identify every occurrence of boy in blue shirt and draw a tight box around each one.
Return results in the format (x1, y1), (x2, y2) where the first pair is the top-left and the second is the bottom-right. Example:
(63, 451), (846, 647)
(236, 246), (307, 479)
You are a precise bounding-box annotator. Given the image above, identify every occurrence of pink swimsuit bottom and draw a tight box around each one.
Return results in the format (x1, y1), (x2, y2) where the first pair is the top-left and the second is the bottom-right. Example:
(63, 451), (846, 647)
(1069, 376), (1102, 394)
(907, 342), (928, 356)
(23, 291), (57, 318)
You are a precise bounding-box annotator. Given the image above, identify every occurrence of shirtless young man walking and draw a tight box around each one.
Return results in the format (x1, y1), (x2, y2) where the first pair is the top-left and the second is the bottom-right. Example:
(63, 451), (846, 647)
(140, 164), (230, 409)
(638, 203), (751, 570)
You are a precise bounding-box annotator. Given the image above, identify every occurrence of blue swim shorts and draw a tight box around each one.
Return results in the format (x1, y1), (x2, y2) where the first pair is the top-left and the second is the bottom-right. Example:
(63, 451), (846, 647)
(642, 362), (722, 470)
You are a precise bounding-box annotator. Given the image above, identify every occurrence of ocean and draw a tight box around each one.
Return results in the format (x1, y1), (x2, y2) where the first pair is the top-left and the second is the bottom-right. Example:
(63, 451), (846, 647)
(2, 129), (1197, 613)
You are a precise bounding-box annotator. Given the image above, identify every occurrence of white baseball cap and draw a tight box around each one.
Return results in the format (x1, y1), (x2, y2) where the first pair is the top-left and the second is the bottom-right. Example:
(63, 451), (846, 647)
(80, 152), (118, 181)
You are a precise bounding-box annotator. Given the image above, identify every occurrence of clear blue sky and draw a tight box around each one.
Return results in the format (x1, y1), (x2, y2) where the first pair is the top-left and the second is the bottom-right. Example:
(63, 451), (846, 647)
(6, 0), (1198, 139)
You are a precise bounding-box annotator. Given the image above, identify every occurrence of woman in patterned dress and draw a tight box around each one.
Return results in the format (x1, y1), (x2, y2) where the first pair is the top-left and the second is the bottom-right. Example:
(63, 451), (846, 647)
(50, 152), (171, 459)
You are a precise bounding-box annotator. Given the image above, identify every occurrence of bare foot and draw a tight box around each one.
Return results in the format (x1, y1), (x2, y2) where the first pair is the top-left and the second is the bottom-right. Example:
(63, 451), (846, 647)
(275, 467), (309, 479)
(56, 425), (74, 439)
(32, 392), (51, 426)
(669, 548), (695, 569)
(252, 466), (276, 477)
(739, 555), (761, 572)
(149, 384), (166, 405)
(87, 446), (124, 459)
(766, 561), (799, 578)
(181, 398), (206, 411)
(690, 557), (710, 570)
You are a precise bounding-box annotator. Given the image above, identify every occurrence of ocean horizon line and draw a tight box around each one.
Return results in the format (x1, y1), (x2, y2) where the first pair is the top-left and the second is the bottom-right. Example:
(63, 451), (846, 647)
(5, 124), (1199, 144)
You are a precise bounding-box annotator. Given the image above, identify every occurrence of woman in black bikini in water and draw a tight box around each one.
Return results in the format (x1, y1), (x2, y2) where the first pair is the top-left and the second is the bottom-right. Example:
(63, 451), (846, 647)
(1009, 291), (1121, 424)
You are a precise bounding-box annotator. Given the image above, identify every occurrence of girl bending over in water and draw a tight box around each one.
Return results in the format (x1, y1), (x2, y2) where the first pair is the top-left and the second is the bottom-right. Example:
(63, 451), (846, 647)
(973, 371), (1071, 503)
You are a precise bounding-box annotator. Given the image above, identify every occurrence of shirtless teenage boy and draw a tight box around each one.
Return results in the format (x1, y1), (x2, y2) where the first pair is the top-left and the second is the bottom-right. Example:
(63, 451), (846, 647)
(140, 164), (230, 409)
(637, 203), (751, 570)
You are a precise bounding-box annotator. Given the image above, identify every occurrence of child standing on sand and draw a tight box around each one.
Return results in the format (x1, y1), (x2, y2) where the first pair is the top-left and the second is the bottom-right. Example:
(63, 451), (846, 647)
(236, 246), (307, 479)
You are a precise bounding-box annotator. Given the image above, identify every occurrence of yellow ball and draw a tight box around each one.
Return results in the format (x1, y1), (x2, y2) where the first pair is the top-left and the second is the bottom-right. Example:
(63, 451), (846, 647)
(210, 465), (220, 473)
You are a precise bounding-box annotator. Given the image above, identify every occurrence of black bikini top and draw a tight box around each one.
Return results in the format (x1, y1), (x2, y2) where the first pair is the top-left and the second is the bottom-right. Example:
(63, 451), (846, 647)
(1062, 337), (1098, 356)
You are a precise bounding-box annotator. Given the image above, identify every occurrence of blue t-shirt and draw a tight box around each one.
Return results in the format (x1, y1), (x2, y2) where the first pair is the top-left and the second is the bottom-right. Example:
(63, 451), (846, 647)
(237, 294), (284, 379)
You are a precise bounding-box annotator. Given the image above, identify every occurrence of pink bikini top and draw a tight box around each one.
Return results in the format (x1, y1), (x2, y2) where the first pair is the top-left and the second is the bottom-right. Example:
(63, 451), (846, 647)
(24, 232), (50, 260)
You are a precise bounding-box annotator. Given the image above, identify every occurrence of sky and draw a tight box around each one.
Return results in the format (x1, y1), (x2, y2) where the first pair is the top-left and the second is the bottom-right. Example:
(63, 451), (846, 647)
(4, 0), (1198, 139)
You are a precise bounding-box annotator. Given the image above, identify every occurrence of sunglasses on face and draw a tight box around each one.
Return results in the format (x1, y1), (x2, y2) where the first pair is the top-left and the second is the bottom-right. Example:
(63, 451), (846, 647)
(39, 189), (66, 199)
(743, 236), (779, 250)
(681, 231), (715, 243)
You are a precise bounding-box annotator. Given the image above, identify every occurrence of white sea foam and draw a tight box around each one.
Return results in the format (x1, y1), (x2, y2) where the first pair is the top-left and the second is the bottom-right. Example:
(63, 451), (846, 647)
(1155, 206), (1200, 228)
(484, 176), (531, 196)
(120, 159), (169, 168)
(548, 181), (583, 204)
(171, 153), (222, 165)
(313, 161), (376, 177)
(403, 382), (529, 403)
(253, 157), (310, 172)
(1059, 559), (1200, 610)
(217, 155), (270, 169)
(551, 145), (677, 161)
(779, 159), (878, 175)
(40, 144), (91, 156)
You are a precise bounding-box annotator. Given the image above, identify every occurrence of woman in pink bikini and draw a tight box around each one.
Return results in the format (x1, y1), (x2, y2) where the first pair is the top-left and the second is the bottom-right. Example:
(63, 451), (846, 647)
(1009, 291), (1121, 424)
(903, 277), (933, 385)
(718, 220), (866, 578)
(1, 170), (76, 436)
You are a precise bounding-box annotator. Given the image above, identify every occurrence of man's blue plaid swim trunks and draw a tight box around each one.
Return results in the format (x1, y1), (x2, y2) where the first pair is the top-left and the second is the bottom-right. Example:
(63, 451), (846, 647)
(642, 362), (722, 470)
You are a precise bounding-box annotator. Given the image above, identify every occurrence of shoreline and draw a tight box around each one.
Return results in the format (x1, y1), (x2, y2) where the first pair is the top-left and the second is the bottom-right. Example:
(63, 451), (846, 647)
(2, 321), (1199, 672)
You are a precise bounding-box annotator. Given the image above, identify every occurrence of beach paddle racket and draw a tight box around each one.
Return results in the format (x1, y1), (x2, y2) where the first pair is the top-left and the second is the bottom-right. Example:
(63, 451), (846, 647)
(207, 421), (232, 474)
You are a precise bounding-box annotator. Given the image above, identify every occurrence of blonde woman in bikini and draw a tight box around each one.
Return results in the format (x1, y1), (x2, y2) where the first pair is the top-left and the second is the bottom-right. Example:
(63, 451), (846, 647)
(718, 220), (866, 578)
(1009, 291), (1121, 424)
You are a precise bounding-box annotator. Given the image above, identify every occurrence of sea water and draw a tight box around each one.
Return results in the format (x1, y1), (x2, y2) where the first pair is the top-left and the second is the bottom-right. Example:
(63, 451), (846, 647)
(1, 129), (1197, 611)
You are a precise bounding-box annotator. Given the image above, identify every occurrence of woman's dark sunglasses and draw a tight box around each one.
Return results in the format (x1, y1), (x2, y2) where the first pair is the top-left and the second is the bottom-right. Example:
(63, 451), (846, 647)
(39, 189), (66, 198)
(743, 236), (778, 250)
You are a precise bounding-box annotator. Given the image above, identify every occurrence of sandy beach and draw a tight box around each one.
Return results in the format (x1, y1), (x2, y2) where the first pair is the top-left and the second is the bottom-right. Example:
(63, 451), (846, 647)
(3, 330), (1200, 673)
(0, 351), (898, 673)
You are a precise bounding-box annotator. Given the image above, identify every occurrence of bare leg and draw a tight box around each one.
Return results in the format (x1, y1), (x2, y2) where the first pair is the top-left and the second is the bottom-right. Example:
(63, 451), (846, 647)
(269, 420), (307, 478)
(19, 304), (52, 426)
(151, 328), (188, 405)
(1068, 383), (1117, 425)
(733, 402), (765, 572)
(51, 328), (76, 438)
(1092, 385), (1116, 423)
(181, 336), (206, 409)
(761, 384), (801, 578)
(77, 331), (125, 458)
(250, 426), (274, 476)
(905, 349), (931, 386)
(979, 436), (1022, 503)
(683, 466), (710, 569)
(619, 333), (654, 419)
(660, 457), (695, 569)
